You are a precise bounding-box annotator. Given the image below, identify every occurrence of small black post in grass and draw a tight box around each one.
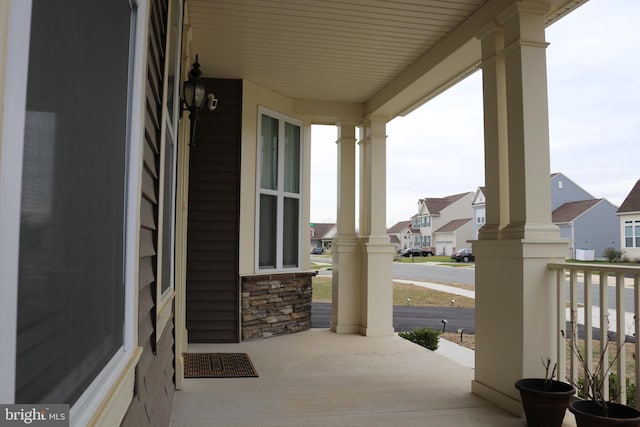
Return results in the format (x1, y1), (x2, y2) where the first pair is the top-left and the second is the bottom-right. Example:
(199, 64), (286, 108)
(441, 319), (448, 333)
(457, 328), (463, 342)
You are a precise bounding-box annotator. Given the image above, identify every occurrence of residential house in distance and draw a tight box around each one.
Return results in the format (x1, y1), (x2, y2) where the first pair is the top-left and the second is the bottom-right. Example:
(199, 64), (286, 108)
(434, 218), (474, 256)
(472, 187), (486, 239)
(309, 223), (336, 253)
(553, 198), (619, 259)
(617, 179), (640, 260)
(473, 173), (619, 259)
(549, 173), (618, 258)
(387, 220), (412, 253)
(550, 172), (593, 210)
(411, 192), (474, 255)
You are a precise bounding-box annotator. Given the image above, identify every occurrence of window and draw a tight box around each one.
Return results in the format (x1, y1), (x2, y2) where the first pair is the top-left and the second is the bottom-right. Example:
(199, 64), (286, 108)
(257, 111), (303, 270)
(156, 0), (183, 335)
(413, 216), (430, 228)
(476, 208), (486, 224)
(624, 220), (640, 248)
(16, 0), (132, 404)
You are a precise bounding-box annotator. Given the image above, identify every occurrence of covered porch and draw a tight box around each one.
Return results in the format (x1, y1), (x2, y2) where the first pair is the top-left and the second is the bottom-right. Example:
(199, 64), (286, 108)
(171, 329), (576, 426)
(177, 0), (588, 416)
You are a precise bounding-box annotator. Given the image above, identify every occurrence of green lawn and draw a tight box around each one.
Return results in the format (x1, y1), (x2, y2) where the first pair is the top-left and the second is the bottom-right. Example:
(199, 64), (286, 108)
(311, 276), (474, 308)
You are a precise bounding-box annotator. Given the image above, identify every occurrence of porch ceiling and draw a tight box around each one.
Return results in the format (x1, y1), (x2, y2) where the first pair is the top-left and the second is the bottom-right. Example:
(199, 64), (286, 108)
(186, 0), (587, 122)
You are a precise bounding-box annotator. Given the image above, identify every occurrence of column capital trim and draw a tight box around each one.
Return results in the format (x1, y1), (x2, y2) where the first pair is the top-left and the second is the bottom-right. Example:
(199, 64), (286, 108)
(335, 136), (357, 144)
(503, 39), (550, 55)
(497, 1), (551, 25)
(362, 114), (389, 124)
(336, 122), (357, 142)
(480, 54), (502, 68)
(475, 21), (503, 41)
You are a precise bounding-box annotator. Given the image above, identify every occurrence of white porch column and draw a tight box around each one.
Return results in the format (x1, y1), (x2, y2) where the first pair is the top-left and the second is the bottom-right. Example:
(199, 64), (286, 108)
(331, 123), (362, 334)
(477, 23), (508, 239)
(500, 1), (557, 241)
(472, 1), (568, 415)
(358, 117), (394, 336)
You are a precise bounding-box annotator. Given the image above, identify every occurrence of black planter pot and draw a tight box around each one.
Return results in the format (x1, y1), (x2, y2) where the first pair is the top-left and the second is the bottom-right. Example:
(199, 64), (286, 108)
(515, 378), (575, 427)
(569, 400), (640, 427)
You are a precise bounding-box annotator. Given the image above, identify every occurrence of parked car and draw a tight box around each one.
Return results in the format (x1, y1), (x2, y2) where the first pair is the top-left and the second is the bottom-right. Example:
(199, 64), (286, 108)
(420, 247), (435, 256)
(451, 248), (474, 262)
(311, 247), (324, 255)
(401, 248), (432, 257)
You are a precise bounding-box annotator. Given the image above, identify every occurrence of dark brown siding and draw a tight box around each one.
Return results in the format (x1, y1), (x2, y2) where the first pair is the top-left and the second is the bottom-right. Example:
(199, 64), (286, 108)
(186, 78), (242, 343)
(121, 0), (174, 424)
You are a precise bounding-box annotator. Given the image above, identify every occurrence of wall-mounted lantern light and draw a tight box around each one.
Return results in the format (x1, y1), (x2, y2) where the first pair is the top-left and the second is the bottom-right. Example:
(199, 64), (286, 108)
(182, 54), (218, 148)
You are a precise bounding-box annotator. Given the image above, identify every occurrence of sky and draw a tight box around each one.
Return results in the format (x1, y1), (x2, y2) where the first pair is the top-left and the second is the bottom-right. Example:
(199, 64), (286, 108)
(309, 0), (640, 228)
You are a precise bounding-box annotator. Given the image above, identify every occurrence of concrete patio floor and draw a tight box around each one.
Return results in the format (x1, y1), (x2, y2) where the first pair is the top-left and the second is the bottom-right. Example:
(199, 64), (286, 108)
(170, 329), (576, 426)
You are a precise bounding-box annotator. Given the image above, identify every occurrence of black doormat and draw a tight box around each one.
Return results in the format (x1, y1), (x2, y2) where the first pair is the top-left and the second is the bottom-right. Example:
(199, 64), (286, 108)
(183, 353), (259, 378)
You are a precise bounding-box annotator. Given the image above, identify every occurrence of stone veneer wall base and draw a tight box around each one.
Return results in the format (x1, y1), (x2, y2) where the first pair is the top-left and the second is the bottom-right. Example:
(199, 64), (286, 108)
(241, 272), (315, 340)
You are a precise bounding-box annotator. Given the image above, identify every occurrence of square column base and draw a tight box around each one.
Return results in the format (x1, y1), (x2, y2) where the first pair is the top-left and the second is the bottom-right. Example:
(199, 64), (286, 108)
(331, 236), (361, 334)
(359, 239), (395, 337)
(472, 238), (568, 413)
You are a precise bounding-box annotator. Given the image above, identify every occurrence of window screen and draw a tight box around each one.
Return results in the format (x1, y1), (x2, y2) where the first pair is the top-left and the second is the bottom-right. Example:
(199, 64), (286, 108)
(16, 0), (131, 404)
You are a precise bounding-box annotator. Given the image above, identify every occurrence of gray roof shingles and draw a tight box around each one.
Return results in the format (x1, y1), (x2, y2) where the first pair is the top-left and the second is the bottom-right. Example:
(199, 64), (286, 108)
(552, 199), (601, 223)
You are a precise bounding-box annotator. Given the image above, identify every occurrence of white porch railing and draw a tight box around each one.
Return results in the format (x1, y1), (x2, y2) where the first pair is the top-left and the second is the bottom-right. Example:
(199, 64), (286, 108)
(549, 262), (640, 407)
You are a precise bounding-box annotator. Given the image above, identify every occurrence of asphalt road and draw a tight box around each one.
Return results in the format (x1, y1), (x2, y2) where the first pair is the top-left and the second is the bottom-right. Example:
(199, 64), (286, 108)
(392, 262), (475, 287)
(313, 257), (476, 288)
(311, 302), (476, 333)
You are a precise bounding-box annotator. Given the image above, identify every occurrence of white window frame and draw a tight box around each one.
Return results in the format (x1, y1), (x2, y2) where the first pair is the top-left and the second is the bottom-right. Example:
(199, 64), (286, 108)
(156, 0), (183, 342)
(0, 0), (32, 404)
(625, 220), (640, 248)
(255, 107), (304, 272)
(0, 0), (146, 418)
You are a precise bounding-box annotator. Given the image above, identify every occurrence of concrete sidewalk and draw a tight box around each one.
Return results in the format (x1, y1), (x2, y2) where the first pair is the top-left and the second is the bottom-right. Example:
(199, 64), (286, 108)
(437, 338), (475, 369)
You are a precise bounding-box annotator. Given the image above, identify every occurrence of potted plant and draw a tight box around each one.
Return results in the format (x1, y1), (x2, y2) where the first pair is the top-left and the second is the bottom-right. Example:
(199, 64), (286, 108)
(515, 357), (575, 427)
(563, 321), (640, 426)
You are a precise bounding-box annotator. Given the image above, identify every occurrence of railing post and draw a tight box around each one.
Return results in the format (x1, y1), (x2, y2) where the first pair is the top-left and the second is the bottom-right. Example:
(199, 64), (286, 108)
(615, 272), (626, 404)
(600, 271), (610, 402)
(557, 268), (566, 382)
(569, 270), (578, 383)
(583, 272), (593, 395)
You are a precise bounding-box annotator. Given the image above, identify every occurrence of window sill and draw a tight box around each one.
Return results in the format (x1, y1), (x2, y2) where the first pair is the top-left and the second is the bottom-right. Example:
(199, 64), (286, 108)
(71, 346), (143, 427)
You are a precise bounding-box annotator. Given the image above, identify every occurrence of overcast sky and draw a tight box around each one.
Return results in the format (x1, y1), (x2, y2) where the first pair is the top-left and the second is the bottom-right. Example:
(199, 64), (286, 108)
(310, 0), (640, 227)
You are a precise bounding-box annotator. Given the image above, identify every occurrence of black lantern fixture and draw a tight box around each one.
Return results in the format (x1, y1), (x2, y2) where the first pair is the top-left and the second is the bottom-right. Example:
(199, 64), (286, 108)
(182, 55), (206, 147)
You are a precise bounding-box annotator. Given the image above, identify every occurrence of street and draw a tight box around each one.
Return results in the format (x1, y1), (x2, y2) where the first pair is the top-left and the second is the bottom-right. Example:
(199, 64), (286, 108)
(314, 256), (475, 287)
(392, 261), (475, 287)
(311, 302), (475, 333)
